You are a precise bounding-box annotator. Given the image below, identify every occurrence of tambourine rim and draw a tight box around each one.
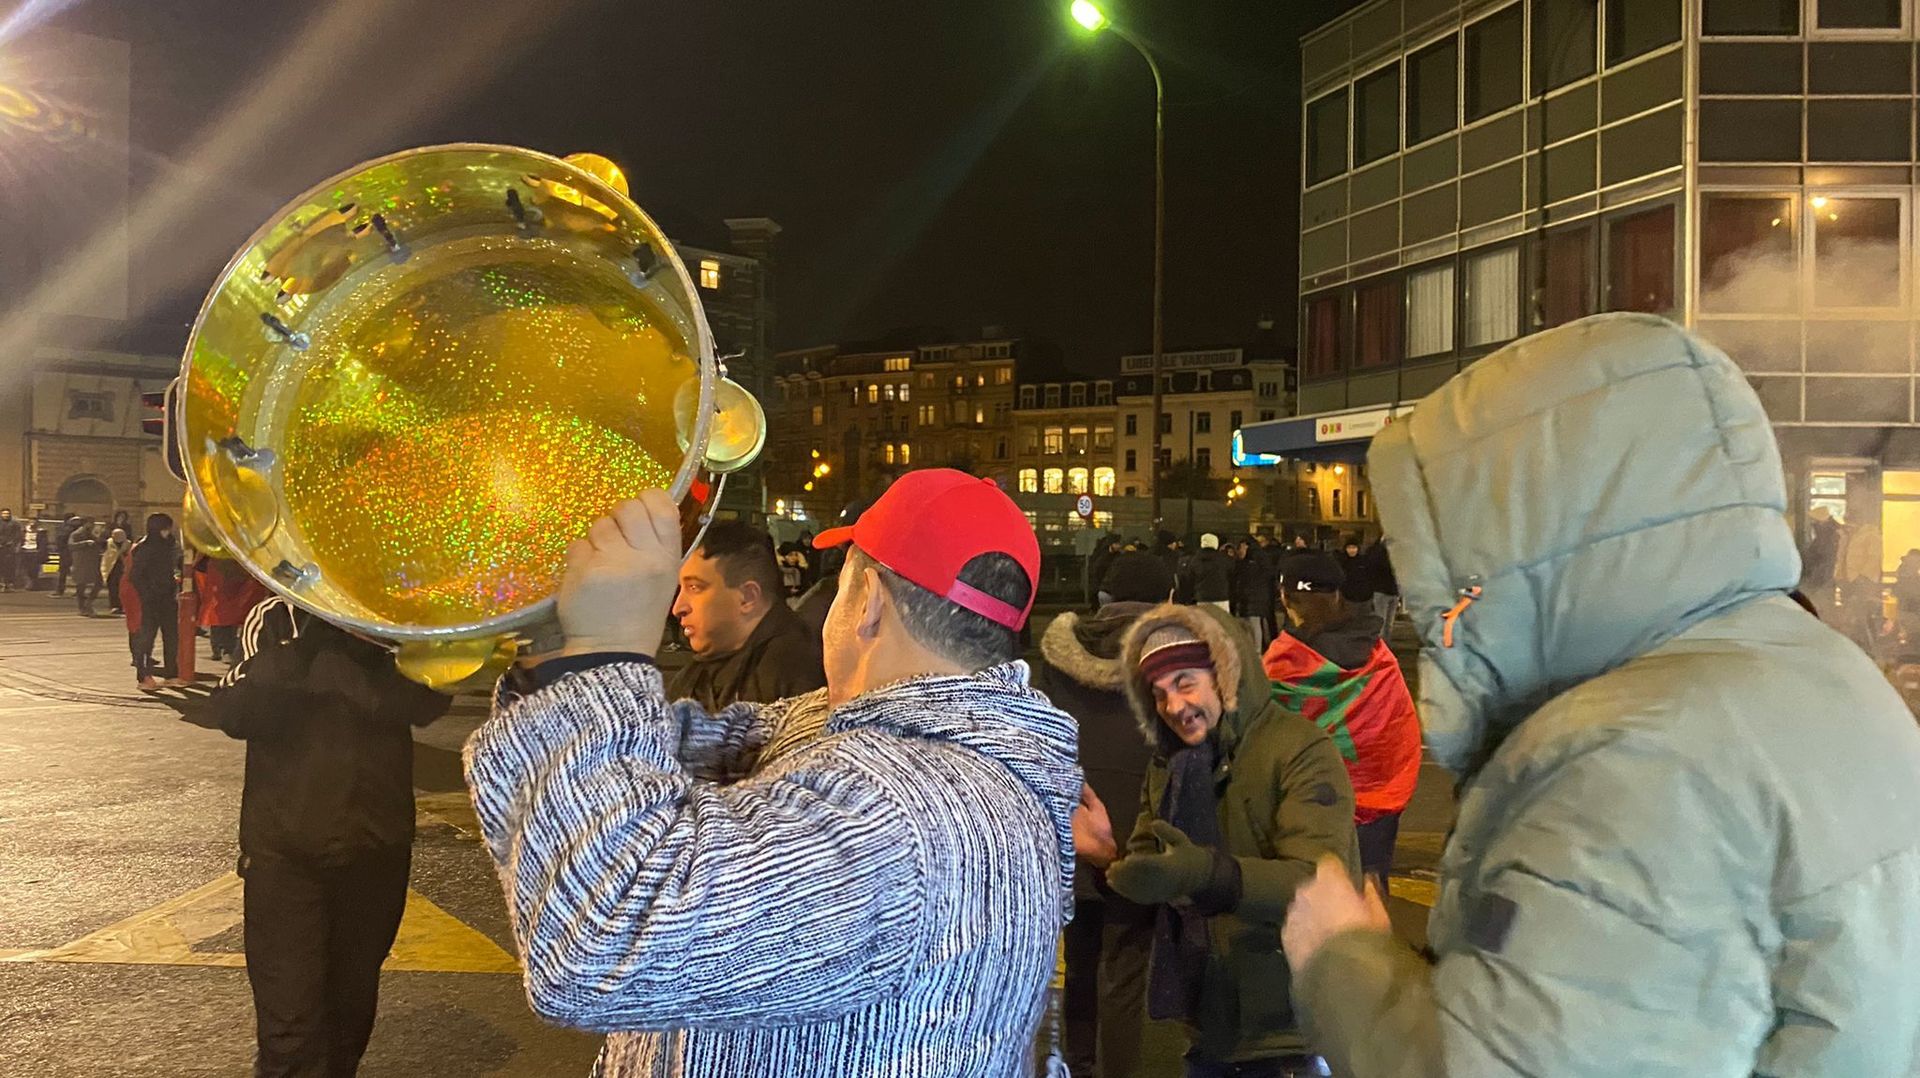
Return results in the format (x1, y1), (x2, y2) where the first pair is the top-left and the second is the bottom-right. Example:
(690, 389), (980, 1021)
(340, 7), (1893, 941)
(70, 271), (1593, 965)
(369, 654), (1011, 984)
(177, 142), (718, 642)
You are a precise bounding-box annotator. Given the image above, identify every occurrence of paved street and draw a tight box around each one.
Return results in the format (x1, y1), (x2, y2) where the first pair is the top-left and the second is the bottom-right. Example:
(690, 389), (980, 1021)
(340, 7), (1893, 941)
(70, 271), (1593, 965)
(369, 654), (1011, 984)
(0, 596), (1451, 1076)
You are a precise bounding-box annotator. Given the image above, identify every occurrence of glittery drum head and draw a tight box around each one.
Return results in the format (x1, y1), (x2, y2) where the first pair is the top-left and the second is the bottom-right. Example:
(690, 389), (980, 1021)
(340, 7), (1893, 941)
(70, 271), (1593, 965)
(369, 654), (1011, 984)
(179, 145), (713, 639)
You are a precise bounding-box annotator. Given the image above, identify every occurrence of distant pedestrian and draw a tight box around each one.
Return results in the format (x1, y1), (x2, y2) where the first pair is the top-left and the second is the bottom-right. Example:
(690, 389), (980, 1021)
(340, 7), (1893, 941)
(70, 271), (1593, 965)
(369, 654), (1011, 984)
(50, 513), (81, 596)
(0, 509), (22, 592)
(205, 597), (451, 1078)
(67, 520), (104, 616)
(1230, 537), (1277, 651)
(130, 513), (181, 688)
(103, 528), (131, 614)
(1179, 534), (1232, 610)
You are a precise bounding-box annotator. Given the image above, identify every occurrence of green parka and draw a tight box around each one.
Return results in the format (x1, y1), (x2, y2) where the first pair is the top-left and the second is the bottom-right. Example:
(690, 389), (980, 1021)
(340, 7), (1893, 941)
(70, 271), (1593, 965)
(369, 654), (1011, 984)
(1116, 602), (1360, 1063)
(1296, 313), (1920, 1077)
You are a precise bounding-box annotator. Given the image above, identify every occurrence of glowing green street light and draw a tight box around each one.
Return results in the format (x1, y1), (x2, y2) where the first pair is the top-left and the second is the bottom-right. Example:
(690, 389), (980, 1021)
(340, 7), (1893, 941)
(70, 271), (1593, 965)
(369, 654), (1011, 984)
(1070, 0), (1109, 31)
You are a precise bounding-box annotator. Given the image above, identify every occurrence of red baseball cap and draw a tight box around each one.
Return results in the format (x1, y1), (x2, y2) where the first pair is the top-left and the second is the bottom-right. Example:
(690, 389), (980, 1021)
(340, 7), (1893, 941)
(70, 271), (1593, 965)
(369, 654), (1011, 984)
(813, 469), (1040, 630)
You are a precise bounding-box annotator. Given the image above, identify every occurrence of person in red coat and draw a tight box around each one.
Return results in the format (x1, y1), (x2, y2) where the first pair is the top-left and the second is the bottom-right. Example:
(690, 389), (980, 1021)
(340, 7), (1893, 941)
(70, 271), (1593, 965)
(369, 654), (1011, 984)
(195, 556), (270, 662)
(1262, 553), (1422, 897)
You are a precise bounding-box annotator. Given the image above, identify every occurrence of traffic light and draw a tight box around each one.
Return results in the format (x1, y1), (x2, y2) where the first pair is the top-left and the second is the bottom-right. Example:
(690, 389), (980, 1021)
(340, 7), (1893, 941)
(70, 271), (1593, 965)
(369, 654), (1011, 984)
(142, 380), (185, 481)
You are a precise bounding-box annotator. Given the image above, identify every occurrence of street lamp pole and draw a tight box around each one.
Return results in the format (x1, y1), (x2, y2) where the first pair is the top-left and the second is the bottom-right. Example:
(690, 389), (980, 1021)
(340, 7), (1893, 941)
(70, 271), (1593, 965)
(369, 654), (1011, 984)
(1071, 1), (1165, 531)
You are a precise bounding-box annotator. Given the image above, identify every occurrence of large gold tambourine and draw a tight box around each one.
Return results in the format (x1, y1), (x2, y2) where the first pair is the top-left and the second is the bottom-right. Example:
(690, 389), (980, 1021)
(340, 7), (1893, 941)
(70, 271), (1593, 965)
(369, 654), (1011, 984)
(178, 145), (764, 689)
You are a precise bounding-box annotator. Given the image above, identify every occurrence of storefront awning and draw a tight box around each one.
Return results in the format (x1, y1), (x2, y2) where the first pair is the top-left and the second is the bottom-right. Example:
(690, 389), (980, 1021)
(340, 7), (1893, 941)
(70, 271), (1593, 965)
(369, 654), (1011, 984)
(1233, 403), (1413, 466)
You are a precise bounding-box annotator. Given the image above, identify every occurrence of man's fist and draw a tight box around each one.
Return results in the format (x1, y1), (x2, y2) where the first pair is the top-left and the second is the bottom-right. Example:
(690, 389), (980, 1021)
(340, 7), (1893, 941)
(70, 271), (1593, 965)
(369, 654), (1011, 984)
(1281, 854), (1392, 972)
(551, 491), (683, 660)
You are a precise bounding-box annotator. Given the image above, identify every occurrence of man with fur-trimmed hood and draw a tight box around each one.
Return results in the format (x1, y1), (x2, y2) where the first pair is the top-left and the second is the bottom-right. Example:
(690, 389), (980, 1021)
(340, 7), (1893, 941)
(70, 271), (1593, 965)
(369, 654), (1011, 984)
(1033, 553), (1174, 1075)
(1094, 602), (1360, 1077)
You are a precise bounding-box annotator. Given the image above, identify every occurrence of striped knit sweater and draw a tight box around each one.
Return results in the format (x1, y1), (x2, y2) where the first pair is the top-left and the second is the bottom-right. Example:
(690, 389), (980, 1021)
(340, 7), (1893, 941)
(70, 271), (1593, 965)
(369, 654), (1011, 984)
(463, 659), (1082, 1077)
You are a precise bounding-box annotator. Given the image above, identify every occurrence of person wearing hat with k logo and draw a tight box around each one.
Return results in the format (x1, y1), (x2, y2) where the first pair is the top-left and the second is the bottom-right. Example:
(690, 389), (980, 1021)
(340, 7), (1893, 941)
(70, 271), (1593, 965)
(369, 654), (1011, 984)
(1083, 601), (1361, 1077)
(464, 470), (1083, 1078)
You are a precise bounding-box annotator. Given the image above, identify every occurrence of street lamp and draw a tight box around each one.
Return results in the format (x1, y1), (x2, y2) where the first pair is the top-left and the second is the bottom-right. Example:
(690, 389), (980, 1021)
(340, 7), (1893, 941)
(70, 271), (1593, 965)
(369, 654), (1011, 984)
(1071, 0), (1166, 531)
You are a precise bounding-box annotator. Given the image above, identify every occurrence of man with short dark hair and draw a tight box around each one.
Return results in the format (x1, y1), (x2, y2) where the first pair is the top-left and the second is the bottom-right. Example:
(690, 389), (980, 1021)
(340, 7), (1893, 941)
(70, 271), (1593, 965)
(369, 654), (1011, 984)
(465, 470), (1082, 1077)
(667, 519), (824, 711)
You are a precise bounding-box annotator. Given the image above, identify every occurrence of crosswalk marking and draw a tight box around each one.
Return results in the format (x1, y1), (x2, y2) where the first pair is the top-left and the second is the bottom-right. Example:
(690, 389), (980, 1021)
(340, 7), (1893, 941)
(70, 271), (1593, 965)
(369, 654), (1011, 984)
(4, 871), (518, 974)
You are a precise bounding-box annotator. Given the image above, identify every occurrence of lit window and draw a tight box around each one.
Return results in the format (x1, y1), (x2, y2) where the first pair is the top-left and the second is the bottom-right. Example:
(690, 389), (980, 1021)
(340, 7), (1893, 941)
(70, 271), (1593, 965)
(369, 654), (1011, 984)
(1068, 468), (1090, 494)
(884, 356), (911, 372)
(884, 444), (896, 464)
(1069, 426), (1090, 454)
(899, 383), (910, 402)
(900, 443), (911, 465)
(1019, 468), (1039, 493)
(884, 384), (896, 402)
(975, 407), (985, 424)
(868, 384), (879, 404)
(1700, 197), (1796, 313)
(1464, 247), (1521, 347)
(1093, 425), (1114, 450)
(1094, 467), (1116, 496)
(975, 374), (986, 387)
(1408, 263), (1456, 355)
(1813, 196), (1902, 309)
(851, 385), (861, 406)
(699, 259), (721, 290)
(811, 404), (823, 426)
(954, 376), (965, 389)
(995, 367), (1013, 384)
(1606, 204), (1676, 315)
(1043, 468), (1065, 494)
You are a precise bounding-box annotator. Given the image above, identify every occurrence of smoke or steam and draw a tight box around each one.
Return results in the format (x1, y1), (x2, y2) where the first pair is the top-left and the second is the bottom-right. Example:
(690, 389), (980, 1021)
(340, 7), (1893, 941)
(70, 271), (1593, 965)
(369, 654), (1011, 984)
(1696, 235), (1911, 378)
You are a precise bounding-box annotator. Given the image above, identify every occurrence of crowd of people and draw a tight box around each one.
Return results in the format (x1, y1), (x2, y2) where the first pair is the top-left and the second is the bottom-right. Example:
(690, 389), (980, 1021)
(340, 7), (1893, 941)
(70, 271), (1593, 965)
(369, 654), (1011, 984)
(105, 314), (1920, 1077)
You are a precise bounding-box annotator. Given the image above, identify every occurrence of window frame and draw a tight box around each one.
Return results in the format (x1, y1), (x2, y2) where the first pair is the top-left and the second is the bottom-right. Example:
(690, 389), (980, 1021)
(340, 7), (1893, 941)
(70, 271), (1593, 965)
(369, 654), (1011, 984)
(1305, 86), (1352, 188)
(1697, 191), (1801, 316)
(1812, 0), (1908, 35)
(1463, 3), (1526, 125)
(1700, 0), (1803, 36)
(1601, 197), (1683, 317)
(1533, 0), (1599, 95)
(1301, 287), (1349, 381)
(1353, 59), (1403, 166)
(1460, 243), (1525, 351)
(1404, 32), (1461, 149)
(1807, 188), (1910, 316)
(1606, 0), (1685, 66)
(1405, 259), (1458, 359)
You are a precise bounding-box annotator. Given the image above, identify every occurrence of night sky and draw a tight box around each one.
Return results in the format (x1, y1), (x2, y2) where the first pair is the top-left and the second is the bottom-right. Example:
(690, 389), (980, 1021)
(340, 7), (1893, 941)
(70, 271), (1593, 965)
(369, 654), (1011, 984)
(46, 0), (1345, 375)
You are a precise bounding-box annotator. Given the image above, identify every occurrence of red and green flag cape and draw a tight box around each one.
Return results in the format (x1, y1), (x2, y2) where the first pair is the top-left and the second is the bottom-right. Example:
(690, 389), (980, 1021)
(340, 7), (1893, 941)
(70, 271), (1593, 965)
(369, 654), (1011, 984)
(1262, 634), (1422, 823)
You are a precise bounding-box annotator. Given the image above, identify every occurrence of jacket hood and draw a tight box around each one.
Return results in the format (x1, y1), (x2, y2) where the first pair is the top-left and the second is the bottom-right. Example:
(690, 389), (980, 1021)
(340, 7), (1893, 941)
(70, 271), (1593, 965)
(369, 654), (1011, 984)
(1038, 604), (1156, 691)
(1367, 313), (1800, 774)
(1117, 603), (1267, 753)
(1290, 610), (1385, 670)
(829, 660), (1083, 919)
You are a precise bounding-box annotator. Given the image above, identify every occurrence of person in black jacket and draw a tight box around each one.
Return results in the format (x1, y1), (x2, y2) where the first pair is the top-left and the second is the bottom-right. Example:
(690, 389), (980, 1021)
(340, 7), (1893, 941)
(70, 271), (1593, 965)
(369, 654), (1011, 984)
(1230, 537), (1277, 651)
(205, 596), (451, 1078)
(666, 520), (825, 711)
(1179, 534), (1233, 609)
(1032, 553), (1177, 1078)
(130, 513), (181, 688)
(0, 509), (22, 592)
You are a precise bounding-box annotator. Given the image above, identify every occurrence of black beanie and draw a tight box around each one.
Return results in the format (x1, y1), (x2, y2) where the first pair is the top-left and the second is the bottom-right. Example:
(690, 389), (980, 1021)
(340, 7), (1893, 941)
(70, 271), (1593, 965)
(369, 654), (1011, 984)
(1102, 550), (1176, 604)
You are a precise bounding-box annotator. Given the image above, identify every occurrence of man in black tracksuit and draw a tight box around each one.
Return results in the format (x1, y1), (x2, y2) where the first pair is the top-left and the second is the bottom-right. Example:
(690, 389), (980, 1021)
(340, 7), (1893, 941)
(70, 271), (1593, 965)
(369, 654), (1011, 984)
(204, 597), (451, 1078)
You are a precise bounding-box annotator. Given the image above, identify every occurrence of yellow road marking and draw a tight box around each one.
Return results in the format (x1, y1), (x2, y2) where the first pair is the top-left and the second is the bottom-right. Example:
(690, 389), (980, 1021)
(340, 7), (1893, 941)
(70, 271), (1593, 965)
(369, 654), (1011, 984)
(6, 872), (518, 974)
(1389, 876), (1439, 908)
